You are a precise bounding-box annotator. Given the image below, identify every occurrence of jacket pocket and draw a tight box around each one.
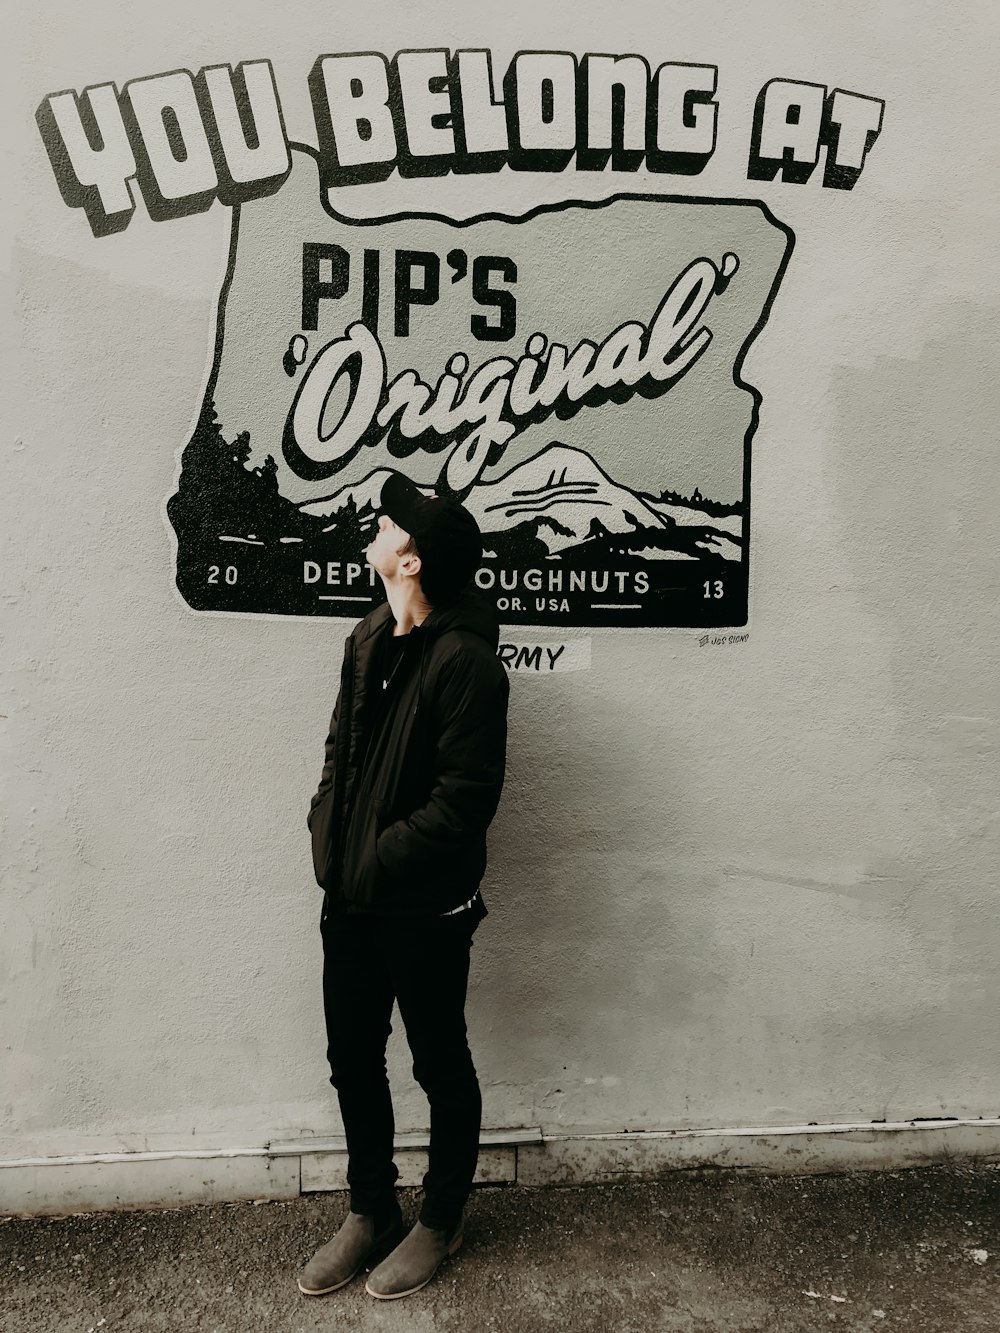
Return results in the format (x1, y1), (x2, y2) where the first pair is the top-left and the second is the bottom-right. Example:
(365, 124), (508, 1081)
(366, 797), (392, 896)
(342, 796), (390, 905)
(309, 789), (337, 890)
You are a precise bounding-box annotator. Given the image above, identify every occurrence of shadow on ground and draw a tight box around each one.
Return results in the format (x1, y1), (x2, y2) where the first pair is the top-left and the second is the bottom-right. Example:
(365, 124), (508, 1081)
(3, 1165), (998, 1332)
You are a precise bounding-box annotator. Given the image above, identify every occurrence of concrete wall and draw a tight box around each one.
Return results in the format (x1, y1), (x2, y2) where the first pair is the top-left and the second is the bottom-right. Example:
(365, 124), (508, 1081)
(5, 1), (998, 1185)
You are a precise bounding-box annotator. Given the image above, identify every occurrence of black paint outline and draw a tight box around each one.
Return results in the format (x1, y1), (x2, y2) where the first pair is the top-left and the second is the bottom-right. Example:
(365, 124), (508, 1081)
(309, 50), (398, 188)
(35, 83), (137, 238)
(470, 255), (518, 342)
(821, 86), (885, 190)
(575, 52), (652, 173)
(647, 60), (720, 177)
(193, 59), (292, 208)
(504, 50), (579, 174)
(388, 47), (456, 179)
(39, 53), (888, 241)
(186, 141), (795, 628)
(448, 48), (508, 176)
(120, 67), (219, 222)
(747, 77), (827, 185)
(301, 241), (350, 331)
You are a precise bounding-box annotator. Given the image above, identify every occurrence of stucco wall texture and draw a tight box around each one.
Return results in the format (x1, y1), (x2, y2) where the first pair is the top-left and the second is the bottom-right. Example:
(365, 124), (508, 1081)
(5, 3), (998, 1164)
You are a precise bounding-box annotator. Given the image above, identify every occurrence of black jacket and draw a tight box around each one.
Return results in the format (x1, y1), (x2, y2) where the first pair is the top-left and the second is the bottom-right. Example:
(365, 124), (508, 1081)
(308, 589), (510, 916)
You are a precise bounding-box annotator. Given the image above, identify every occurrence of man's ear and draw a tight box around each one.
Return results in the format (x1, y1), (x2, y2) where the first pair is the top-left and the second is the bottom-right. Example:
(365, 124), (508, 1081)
(400, 551), (422, 581)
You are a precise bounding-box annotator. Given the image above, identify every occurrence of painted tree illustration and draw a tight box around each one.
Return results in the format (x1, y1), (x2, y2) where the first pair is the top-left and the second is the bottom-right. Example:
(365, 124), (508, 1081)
(231, 430), (251, 467)
(321, 495), (369, 558)
(167, 400), (311, 545)
(537, 516), (575, 541)
(481, 516), (574, 563)
(657, 483), (742, 520)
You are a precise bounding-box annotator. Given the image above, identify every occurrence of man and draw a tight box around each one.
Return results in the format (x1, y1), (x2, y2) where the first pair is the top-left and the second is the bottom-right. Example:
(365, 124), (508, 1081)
(298, 474), (509, 1301)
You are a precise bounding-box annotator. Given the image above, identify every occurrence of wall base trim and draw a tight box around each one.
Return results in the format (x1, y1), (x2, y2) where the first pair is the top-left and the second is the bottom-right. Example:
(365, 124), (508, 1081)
(514, 1118), (1000, 1186)
(3, 1119), (999, 1216)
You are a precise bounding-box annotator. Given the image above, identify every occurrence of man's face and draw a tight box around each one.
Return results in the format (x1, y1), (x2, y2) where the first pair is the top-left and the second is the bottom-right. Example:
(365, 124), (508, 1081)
(365, 513), (419, 582)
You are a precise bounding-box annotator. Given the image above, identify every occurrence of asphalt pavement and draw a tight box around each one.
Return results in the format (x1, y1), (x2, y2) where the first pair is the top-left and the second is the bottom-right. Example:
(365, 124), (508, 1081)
(3, 1163), (998, 1331)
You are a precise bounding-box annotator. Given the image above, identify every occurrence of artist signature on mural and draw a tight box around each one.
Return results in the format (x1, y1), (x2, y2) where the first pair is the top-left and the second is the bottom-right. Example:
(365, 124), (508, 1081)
(699, 632), (749, 647)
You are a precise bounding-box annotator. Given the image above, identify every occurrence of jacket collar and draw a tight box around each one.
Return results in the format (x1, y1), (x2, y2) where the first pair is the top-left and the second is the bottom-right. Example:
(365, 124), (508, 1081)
(356, 602), (394, 644)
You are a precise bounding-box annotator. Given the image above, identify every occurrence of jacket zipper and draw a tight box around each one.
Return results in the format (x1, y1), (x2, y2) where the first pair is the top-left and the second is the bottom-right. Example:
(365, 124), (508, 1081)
(328, 634), (356, 879)
(354, 630), (412, 803)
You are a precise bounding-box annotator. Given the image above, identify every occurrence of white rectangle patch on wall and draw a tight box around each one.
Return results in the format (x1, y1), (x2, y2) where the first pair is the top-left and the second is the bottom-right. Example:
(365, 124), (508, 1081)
(498, 640), (592, 675)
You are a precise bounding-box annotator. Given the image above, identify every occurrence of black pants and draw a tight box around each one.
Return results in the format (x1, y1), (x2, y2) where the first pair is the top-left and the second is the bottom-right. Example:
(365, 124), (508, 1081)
(321, 907), (482, 1233)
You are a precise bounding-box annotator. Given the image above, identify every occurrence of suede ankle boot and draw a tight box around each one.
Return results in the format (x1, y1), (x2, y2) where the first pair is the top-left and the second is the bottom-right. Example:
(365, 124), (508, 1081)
(364, 1215), (464, 1299)
(297, 1201), (404, 1295)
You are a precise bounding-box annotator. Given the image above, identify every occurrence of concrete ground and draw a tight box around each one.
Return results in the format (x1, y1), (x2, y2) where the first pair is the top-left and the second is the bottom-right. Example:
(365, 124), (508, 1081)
(2, 1164), (998, 1332)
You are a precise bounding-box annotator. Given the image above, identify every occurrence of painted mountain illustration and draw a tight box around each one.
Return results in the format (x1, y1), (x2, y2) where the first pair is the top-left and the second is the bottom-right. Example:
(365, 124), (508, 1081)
(168, 402), (748, 623)
(466, 444), (742, 560)
(295, 443), (742, 562)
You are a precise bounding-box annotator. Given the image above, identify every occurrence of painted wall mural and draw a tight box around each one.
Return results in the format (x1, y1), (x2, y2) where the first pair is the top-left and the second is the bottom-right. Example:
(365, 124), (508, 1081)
(36, 52), (885, 628)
